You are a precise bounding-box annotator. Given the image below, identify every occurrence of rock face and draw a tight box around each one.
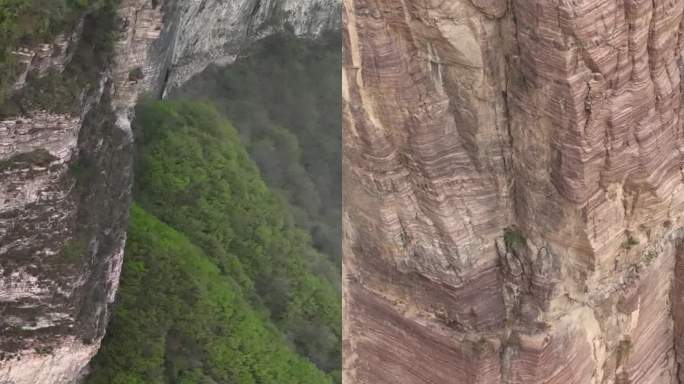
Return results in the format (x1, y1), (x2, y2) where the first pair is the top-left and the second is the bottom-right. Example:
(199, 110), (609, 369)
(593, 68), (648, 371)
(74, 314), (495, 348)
(11, 26), (83, 91)
(145, 0), (341, 95)
(343, 1), (684, 383)
(0, 1), (163, 382)
(0, 0), (338, 383)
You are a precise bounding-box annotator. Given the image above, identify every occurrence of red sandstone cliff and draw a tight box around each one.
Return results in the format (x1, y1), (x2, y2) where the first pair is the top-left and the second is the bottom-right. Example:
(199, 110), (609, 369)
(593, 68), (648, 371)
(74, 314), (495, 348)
(342, 1), (684, 383)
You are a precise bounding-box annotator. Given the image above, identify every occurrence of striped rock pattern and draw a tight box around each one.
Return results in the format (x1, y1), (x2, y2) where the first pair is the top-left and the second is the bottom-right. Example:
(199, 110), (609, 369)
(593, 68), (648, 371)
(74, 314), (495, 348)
(343, 0), (684, 383)
(0, 2), (163, 383)
(0, 0), (340, 382)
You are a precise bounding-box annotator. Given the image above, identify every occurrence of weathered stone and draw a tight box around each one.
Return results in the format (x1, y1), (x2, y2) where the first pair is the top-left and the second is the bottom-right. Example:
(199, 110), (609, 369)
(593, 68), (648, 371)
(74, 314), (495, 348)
(145, 0), (341, 95)
(12, 24), (82, 91)
(0, 1), (163, 382)
(343, 0), (684, 383)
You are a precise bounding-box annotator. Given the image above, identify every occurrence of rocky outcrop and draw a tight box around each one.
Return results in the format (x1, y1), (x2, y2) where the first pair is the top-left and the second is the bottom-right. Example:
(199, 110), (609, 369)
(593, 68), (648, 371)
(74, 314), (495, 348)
(343, 1), (684, 383)
(0, 2), (163, 383)
(145, 0), (341, 95)
(11, 25), (83, 91)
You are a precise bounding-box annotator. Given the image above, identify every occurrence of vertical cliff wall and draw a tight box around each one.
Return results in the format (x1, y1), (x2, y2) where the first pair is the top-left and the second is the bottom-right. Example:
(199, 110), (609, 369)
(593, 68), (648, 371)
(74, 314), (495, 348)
(144, 0), (341, 95)
(0, 0), (339, 383)
(343, 1), (684, 383)
(0, 2), (163, 382)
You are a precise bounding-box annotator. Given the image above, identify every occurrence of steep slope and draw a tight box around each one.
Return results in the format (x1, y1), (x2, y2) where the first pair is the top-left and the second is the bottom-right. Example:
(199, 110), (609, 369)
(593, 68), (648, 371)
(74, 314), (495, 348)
(145, 0), (341, 95)
(86, 100), (340, 383)
(0, 0), (339, 383)
(0, 2), (163, 382)
(343, 1), (684, 383)
(88, 205), (332, 384)
(173, 32), (342, 265)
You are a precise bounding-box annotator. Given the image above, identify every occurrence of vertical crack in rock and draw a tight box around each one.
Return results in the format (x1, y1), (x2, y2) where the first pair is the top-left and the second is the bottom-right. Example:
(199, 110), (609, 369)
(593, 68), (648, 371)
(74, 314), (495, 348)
(343, 0), (684, 383)
(674, 237), (684, 384)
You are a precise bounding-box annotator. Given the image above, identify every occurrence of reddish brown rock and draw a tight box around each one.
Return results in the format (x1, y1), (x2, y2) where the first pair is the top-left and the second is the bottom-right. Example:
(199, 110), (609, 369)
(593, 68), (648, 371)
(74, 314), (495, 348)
(343, 0), (684, 383)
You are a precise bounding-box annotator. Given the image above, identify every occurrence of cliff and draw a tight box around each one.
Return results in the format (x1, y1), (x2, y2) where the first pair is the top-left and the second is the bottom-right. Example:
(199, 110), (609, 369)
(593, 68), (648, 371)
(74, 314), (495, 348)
(145, 0), (341, 95)
(0, 0), (338, 383)
(342, 1), (684, 383)
(0, 2), (163, 382)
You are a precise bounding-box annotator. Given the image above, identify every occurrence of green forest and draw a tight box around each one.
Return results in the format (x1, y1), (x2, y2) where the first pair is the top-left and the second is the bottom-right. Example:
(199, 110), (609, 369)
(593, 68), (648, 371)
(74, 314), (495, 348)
(174, 31), (341, 265)
(87, 33), (341, 384)
(87, 204), (333, 384)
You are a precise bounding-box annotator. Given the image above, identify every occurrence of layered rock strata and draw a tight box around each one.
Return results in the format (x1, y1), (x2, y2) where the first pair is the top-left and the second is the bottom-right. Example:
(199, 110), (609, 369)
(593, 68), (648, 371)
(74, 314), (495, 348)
(342, 0), (684, 383)
(0, 1), (163, 383)
(11, 25), (83, 91)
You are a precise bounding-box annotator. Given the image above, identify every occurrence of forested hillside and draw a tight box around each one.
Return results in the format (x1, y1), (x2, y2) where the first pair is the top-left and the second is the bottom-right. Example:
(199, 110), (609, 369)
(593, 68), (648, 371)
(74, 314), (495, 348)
(174, 32), (341, 265)
(87, 101), (340, 383)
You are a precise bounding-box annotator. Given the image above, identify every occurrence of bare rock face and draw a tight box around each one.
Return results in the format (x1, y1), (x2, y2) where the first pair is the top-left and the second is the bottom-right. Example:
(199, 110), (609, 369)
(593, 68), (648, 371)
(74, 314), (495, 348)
(145, 0), (341, 94)
(0, 1), (163, 383)
(343, 1), (684, 383)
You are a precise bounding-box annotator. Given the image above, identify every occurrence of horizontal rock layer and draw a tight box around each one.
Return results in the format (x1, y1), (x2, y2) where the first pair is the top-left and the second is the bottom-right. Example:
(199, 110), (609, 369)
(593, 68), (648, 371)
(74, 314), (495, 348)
(342, 0), (684, 383)
(0, 1), (163, 382)
(0, 0), (340, 382)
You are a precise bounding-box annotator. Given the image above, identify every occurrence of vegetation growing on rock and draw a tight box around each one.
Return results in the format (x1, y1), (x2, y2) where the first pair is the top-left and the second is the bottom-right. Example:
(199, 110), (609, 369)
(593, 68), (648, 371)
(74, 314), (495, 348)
(504, 227), (526, 250)
(0, 0), (117, 109)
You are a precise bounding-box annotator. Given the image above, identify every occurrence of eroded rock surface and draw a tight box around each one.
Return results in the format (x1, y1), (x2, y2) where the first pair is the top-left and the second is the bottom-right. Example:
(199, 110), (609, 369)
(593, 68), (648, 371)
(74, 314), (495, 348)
(11, 26), (82, 91)
(0, 1), (163, 383)
(343, 0), (684, 383)
(146, 0), (341, 94)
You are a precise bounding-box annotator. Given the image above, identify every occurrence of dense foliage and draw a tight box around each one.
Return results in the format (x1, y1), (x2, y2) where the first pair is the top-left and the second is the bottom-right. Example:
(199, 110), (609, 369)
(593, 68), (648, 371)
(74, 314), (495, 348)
(87, 205), (332, 384)
(2, 3), (341, 382)
(88, 101), (340, 383)
(174, 32), (341, 265)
